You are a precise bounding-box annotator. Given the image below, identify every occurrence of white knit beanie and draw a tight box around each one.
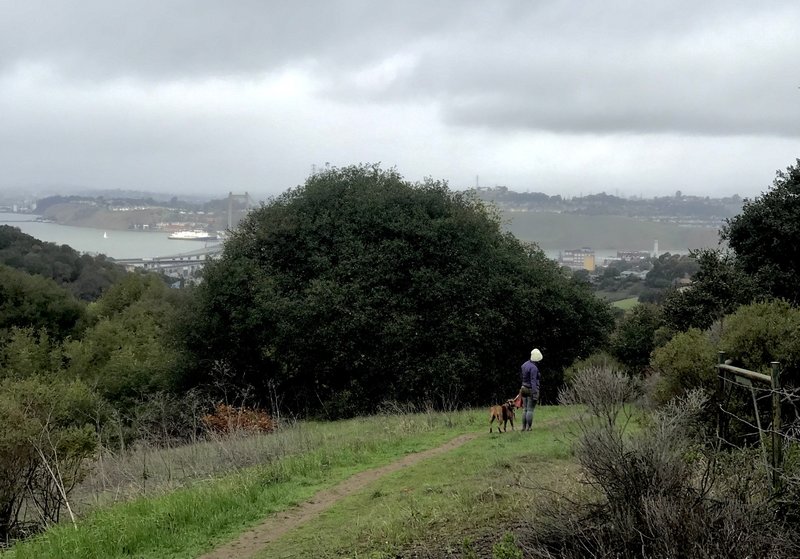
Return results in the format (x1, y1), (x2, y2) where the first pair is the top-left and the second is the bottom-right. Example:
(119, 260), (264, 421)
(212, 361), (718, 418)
(531, 348), (543, 362)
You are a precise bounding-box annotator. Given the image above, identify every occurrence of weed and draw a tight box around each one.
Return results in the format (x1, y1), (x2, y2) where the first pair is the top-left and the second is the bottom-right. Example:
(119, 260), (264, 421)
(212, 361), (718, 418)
(492, 533), (522, 559)
(461, 537), (478, 559)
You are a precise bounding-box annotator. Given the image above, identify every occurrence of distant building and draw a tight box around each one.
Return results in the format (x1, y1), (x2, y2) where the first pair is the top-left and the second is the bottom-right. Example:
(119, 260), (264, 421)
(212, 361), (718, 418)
(617, 250), (651, 262)
(561, 248), (596, 272)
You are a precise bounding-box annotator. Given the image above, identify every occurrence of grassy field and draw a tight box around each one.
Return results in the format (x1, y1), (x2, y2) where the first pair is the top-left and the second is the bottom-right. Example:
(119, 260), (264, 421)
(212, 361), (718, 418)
(2, 406), (578, 559)
(612, 297), (640, 311)
(501, 210), (720, 251)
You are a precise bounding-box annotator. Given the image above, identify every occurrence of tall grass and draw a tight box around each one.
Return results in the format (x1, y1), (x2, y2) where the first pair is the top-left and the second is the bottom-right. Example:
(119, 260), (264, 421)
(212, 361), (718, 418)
(75, 403), (470, 511)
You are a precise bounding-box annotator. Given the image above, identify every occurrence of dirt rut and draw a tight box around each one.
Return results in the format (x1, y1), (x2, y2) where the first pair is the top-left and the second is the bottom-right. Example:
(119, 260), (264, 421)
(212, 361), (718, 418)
(197, 432), (479, 559)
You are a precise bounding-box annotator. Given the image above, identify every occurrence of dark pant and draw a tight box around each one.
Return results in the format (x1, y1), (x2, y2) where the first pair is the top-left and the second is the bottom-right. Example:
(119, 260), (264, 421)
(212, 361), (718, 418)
(520, 386), (538, 431)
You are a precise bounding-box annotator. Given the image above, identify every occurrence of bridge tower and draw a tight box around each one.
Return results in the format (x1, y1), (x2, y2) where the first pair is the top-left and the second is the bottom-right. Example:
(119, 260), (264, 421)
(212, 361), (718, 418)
(228, 192), (254, 230)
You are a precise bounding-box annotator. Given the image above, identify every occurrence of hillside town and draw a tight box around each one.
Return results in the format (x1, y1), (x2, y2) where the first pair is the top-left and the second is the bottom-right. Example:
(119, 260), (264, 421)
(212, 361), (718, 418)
(471, 186), (743, 227)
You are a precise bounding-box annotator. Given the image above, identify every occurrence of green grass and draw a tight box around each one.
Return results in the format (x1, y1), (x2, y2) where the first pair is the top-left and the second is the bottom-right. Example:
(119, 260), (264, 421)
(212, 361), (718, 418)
(258, 406), (578, 558)
(2, 407), (577, 559)
(612, 297), (640, 311)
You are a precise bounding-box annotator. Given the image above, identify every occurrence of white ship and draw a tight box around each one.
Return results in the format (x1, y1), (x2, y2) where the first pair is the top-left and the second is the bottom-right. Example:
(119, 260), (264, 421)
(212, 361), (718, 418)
(168, 230), (219, 241)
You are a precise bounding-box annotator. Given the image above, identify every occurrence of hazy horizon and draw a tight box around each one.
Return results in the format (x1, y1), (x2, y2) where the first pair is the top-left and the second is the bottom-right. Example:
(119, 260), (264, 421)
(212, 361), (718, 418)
(1, 1), (798, 200)
(0, 181), (749, 206)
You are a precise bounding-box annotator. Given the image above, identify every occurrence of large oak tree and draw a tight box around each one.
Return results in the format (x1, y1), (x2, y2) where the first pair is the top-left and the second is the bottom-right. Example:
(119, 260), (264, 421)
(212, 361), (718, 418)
(185, 165), (613, 416)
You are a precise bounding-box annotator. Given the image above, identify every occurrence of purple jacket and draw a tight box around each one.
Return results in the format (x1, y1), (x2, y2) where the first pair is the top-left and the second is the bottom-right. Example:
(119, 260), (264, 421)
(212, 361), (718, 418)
(521, 360), (541, 396)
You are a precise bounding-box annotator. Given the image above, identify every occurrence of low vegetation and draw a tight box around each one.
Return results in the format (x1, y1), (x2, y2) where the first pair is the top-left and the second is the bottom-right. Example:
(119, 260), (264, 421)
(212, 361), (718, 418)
(2, 406), (577, 558)
(525, 367), (799, 558)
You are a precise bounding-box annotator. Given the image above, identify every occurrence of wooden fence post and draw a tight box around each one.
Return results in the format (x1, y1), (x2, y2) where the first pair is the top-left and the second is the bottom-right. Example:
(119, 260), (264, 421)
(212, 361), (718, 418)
(770, 361), (782, 493)
(717, 351), (727, 444)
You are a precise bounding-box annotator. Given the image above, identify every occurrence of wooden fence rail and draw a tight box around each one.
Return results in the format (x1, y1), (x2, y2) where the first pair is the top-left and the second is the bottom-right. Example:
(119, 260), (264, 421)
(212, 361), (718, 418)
(716, 351), (782, 492)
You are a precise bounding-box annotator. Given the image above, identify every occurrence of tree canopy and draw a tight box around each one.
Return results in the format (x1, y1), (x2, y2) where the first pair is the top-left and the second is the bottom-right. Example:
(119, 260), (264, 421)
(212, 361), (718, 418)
(660, 248), (756, 333)
(185, 165), (613, 416)
(0, 225), (126, 301)
(722, 159), (800, 304)
(0, 265), (86, 340)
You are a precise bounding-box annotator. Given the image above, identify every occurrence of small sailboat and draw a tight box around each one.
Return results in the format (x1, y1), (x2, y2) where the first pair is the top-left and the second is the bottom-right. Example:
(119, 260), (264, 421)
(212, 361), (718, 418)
(103, 232), (108, 239)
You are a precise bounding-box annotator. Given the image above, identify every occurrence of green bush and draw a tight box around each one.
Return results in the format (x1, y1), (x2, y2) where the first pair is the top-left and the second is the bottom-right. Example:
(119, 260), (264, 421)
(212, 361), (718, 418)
(720, 300), (800, 384)
(0, 327), (63, 380)
(650, 328), (716, 405)
(0, 265), (86, 341)
(64, 273), (186, 409)
(0, 376), (100, 540)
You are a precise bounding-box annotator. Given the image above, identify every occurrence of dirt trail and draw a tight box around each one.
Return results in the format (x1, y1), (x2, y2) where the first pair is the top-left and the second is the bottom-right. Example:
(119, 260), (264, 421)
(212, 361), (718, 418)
(197, 432), (479, 559)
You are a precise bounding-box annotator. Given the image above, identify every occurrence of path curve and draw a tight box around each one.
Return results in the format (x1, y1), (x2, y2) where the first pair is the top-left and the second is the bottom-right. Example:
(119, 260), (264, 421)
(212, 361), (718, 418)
(197, 432), (479, 559)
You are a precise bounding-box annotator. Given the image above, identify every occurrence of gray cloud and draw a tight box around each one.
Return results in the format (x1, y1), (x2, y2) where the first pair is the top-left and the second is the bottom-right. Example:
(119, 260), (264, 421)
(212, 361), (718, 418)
(0, 0), (798, 198)
(0, 0), (457, 79)
(328, 2), (800, 137)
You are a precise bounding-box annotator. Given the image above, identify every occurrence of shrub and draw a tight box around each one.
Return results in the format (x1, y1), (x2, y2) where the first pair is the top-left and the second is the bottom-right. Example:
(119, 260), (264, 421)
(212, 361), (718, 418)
(650, 328), (717, 405)
(720, 300), (800, 385)
(526, 367), (799, 558)
(0, 376), (99, 541)
(186, 165), (614, 416)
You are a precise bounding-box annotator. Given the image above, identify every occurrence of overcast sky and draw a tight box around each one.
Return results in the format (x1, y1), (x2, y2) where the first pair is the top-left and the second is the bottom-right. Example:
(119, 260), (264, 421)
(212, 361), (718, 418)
(1, 0), (798, 200)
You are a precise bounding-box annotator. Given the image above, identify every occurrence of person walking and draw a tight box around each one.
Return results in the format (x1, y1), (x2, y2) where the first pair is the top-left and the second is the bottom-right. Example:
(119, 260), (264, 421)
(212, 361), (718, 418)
(519, 348), (543, 431)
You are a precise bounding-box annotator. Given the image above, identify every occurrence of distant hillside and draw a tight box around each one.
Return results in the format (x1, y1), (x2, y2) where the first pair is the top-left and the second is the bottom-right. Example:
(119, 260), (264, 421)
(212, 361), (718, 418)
(40, 202), (171, 230)
(473, 187), (742, 223)
(501, 211), (721, 251)
(36, 196), (249, 231)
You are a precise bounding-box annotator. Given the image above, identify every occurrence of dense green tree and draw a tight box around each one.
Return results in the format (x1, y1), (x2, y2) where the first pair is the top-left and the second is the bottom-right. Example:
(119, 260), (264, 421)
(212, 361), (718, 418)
(660, 249), (756, 332)
(609, 303), (663, 372)
(0, 328), (63, 379)
(644, 253), (699, 290)
(65, 274), (186, 407)
(185, 165), (614, 416)
(722, 160), (800, 304)
(0, 226), (125, 301)
(0, 265), (86, 340)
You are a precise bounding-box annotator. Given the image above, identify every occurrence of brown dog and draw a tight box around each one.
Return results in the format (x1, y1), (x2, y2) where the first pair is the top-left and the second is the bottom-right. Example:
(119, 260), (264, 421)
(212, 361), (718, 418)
(489, 399), (516, 433)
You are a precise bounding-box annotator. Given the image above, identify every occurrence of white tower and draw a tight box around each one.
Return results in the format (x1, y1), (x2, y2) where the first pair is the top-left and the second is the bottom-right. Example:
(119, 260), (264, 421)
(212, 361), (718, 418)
(653, 240), (659, 258)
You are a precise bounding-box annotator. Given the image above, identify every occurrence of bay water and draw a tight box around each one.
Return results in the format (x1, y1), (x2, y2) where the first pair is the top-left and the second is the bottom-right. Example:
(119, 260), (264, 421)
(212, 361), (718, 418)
(0, 213), (221, 259)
